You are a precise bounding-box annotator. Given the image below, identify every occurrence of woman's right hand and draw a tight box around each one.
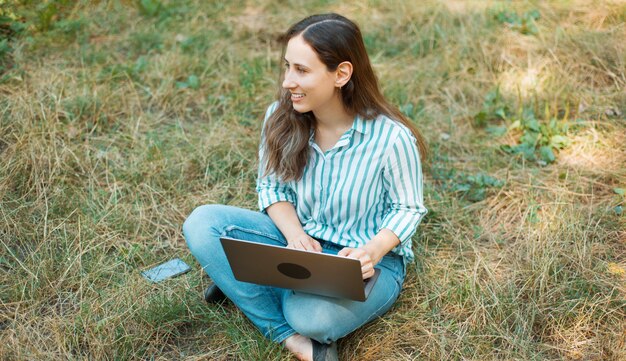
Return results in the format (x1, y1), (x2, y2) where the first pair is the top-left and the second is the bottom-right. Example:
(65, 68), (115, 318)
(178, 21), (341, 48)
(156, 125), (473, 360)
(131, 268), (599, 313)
(286, 233), (322, 252)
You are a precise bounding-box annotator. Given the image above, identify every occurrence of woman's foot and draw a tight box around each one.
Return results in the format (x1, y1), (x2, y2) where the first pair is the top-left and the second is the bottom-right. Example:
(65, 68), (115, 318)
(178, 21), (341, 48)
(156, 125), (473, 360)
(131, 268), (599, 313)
(203, 284), (227, 303)
(283, 334), (338, 361)
(284, 334), (313, 361)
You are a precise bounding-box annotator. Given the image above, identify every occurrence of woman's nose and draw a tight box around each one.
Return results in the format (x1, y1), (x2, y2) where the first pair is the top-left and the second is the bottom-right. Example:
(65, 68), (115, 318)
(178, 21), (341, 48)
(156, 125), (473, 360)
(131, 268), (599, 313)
(282, 72), (296, 89)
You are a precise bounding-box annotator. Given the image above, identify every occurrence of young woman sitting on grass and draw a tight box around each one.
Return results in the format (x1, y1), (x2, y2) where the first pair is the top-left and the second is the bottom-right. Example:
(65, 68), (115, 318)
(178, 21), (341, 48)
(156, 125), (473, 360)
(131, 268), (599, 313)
(183, 13), (428, 361)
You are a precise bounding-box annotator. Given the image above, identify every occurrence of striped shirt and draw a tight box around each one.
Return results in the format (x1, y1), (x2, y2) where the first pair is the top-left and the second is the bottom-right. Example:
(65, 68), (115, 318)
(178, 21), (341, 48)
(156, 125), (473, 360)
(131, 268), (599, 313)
(256, 102), (427, 263)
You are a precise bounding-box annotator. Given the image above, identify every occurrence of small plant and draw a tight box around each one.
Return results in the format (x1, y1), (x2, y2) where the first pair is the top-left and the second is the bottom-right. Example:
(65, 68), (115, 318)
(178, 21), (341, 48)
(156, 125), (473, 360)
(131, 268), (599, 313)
(0, 0), (26, 76)
(400, 99), (426, 121)
(97, 56), (148, 83)
(137, 0), (163, 17)
(501, 106), (570, 165)
(53, 17), (85, 38)
(176, 74), (200, 90)
(431, 160), (505, 203)
(11, 0), (74, 32)
(473, 87), (511, 127)
(178, 33), (213, 54)
(0, 1), (24, 35)
(495, 9), (540, 35)
(452, 172), (505, 202)
(129, 31), (163, 55)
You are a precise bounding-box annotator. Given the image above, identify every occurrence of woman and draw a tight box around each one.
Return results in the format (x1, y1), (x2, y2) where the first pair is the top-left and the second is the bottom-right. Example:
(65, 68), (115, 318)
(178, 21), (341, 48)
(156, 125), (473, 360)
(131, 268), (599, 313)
(183, 13), (428, 361)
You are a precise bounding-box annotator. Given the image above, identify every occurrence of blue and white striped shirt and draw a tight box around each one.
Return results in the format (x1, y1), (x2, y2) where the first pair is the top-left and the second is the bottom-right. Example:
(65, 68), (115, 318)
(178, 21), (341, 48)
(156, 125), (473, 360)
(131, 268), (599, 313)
(256, 102), (427, 263)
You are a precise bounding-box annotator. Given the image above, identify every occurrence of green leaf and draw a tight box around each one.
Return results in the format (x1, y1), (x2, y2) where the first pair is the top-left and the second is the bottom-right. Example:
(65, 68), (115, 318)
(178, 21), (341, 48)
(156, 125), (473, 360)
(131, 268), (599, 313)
(496, 10), (519, 25)
(474, 111), (487, 127)
(522, 106), (536, 121)
(133, 56), (148, 73)
(539, 146), (555, 163)
(139, 0), (162, 16)
(0, 39), (10, 56)
(187, 75), (199, 89)
(467, 188), (486, 202)
(549, 135), (570, 149)
(519, 143), (536, 160)
(54, 18), (84, 35)
(614, 188), (625, 196)
(508, 120), (521, 131)
(520, 131), (539, 146)
(500, 144), (515, 154)
(615, 205), (623, 216)
(484, 89), (498, 105)
(486, 125), (507, 137)
(494, 107), (507, 119)
(526, 9), (541, 21)
(36, 2), (58, 31)
(10, 20), (26, 33)
(400, 103), (414, 118)
(525, 118), (540, 132)
(0, 15), (13, 26)
(176, 75), (199, 90)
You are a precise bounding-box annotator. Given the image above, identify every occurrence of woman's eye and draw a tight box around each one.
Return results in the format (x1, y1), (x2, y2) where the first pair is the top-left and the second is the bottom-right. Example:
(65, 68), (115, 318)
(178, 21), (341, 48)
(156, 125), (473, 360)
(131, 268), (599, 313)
(284, 63), (305, 74)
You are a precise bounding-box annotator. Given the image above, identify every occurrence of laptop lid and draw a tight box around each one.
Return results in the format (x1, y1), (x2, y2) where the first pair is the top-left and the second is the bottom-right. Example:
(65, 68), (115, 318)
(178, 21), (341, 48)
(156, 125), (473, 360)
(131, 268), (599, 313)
(220, 237), (380, 302)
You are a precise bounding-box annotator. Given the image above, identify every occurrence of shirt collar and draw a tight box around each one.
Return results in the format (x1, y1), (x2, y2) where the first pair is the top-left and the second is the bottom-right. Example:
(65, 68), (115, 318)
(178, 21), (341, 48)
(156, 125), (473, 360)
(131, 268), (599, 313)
(308, 114), (370, 144)
(351, 114), (369, 134)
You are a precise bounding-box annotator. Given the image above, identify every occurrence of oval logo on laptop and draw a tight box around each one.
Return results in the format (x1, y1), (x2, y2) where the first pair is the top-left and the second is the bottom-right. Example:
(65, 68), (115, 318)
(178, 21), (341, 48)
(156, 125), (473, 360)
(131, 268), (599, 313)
(277, 263), (311, 279)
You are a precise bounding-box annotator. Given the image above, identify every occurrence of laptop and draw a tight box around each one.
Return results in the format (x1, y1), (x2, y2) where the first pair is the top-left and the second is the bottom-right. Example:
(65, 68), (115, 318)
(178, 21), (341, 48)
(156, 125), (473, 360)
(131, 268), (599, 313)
(220, 236), (381, 302)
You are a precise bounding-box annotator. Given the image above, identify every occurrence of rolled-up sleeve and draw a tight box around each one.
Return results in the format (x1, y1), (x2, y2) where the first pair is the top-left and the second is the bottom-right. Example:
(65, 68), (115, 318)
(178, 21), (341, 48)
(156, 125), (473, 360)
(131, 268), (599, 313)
(255, 102), (297, 213)
(379, 128), (428, 246)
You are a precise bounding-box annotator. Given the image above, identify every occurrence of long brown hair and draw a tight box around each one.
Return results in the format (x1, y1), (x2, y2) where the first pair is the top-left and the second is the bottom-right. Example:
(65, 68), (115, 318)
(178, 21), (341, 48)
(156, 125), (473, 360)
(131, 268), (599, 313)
(262, 13), (427, 181)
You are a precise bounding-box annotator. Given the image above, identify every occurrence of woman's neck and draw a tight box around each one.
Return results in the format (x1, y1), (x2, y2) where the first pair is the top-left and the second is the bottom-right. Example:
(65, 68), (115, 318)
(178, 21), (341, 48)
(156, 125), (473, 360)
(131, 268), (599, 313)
(312, 95), (354, 134)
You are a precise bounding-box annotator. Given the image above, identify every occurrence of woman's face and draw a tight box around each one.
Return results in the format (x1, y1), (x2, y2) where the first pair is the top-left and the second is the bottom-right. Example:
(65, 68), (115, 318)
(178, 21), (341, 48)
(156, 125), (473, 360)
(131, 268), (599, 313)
(282, 34), (339, 114)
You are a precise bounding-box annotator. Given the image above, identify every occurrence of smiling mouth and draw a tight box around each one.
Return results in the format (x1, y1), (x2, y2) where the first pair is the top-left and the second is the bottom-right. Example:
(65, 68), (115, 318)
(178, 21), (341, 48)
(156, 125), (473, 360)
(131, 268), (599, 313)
(291, 93), (305, 100)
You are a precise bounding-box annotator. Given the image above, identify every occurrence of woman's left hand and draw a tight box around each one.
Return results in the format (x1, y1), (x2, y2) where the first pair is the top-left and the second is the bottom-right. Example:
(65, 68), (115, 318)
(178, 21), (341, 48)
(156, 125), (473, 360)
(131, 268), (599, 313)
(338, 247), (377, 280)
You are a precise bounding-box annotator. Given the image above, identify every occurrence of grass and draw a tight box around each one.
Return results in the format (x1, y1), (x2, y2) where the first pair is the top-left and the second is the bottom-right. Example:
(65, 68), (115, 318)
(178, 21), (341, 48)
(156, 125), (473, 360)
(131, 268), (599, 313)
(1, 0), (625, 359)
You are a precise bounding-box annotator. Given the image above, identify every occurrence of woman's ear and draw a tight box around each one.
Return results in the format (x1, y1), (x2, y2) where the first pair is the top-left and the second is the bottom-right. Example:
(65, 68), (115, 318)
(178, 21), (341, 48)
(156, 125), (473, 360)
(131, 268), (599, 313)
(335, 61), (353, 88)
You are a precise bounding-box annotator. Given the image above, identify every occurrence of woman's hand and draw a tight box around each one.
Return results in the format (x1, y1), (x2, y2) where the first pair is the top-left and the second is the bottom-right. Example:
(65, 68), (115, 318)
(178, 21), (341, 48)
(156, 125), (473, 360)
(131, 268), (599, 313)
(337, 247), (377, 279)
(286, 233), (322, 252)
(339, 230), (400, 279)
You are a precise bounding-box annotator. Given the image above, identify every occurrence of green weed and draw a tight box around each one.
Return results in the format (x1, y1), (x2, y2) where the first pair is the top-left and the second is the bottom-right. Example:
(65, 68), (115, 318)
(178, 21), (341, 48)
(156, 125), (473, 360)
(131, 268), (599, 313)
(501, 106), (571, 165)
(175, 74), (200, 90)
(473, 87), (511, 127)
(128, 30), (164, 55)
(431, 155), (504, 203)
(137, 0), (163, 18)
(494, 8), (541, 35)
(0, 1), (26, 75)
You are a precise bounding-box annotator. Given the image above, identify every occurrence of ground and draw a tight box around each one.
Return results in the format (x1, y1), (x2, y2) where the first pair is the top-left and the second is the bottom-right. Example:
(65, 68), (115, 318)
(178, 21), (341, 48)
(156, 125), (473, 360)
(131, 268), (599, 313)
(1, 1), (624, 360)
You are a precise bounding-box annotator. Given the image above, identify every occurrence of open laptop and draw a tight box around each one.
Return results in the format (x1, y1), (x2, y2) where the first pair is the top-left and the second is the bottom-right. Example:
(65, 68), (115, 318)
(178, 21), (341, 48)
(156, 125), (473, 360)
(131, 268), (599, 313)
(220, 236), (380, 302)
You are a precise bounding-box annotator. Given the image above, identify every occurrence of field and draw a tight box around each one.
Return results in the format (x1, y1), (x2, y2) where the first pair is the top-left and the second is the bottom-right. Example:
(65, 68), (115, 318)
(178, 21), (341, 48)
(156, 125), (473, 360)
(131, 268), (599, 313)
(1, 0), (625, 360)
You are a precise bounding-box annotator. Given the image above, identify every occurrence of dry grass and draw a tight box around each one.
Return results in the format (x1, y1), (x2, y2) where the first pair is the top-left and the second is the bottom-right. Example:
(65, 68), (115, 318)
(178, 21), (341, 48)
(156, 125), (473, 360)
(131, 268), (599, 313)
(1, 0), (625, 360)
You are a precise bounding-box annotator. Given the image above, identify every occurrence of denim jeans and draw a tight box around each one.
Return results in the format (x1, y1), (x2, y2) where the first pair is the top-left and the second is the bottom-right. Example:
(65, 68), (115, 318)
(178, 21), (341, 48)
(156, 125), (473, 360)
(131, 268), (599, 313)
(182, 204), (406, 344)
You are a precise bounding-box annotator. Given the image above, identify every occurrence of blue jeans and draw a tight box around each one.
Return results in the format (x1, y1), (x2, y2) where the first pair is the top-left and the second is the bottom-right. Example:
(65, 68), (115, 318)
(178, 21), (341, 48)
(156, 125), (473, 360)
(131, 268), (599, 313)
(182, 204), (406, 344)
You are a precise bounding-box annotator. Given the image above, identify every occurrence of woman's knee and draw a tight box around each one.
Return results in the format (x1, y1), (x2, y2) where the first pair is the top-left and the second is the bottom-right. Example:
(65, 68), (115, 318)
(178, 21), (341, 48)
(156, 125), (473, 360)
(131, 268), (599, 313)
(183, 204), (231, 251)
(283, 296), (351, 343)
